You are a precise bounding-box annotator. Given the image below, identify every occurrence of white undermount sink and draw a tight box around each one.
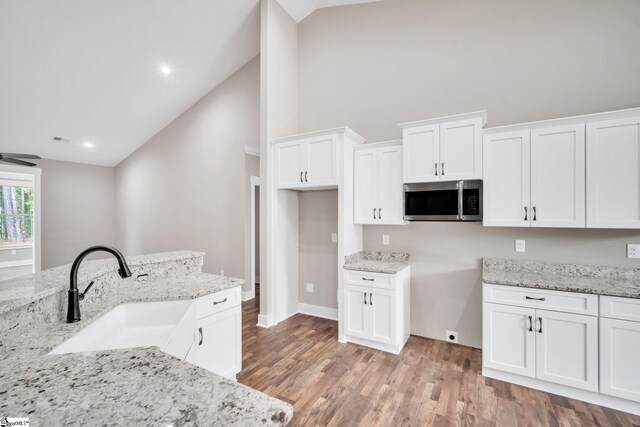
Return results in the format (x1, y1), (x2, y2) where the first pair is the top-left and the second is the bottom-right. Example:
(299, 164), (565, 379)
(49, 300), (195, 358)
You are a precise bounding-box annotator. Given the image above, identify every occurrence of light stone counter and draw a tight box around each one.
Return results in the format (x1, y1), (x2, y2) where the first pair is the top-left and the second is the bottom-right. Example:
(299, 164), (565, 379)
(344, 251), (410, 274)
(0, 252), (293, 426)
(483, 258), (640, 299)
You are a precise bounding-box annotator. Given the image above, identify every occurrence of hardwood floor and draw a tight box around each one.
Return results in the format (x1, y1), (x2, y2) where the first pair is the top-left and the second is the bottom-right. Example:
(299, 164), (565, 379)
(237, 295), (640, 426)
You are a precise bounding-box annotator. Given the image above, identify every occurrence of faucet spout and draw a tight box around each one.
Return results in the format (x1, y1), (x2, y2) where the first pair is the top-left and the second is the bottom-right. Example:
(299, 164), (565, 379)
(67, 245), (132, 323)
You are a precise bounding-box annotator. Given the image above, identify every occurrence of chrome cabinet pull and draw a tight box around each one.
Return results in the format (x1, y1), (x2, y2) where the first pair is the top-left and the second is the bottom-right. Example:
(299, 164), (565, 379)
(533, 206), (537, 221)
(363, 292), (367, 305)
(369, 293), (373, 305)
(305, 171), (308, 182)
(441, 162), (445, 176)
(300, 172), (303, 182)
(434, 163), (438, 176)
(526, 296), (546, 302)
(524, 206), (528, 221)
(198, 327), (203, 345)
(538, 317), (543, 333)
(213, 298), (228, 305)
(528, 315), (533, 332)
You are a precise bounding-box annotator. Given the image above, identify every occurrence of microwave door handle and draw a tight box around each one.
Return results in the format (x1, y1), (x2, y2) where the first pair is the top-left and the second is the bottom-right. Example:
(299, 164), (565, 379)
(458, 181), (463, 220)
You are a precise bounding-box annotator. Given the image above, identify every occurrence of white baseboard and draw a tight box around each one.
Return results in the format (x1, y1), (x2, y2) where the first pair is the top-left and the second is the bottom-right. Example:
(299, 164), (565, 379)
(257, 313), (275, 328)
(0, 259), (33, 269)
(297, 303), (338, 321)
(242, 290), (255, 301)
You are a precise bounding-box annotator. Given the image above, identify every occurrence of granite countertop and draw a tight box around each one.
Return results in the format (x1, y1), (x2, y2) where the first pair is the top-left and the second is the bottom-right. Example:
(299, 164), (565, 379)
(0, 250), (205, 315)
(0, 261), (293, 425)
(344, 251), (410, 274)
(483, 258), (640, 299)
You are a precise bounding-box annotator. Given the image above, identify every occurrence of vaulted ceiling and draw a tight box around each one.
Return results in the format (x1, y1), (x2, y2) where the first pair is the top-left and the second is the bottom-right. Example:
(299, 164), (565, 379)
(0, 0), (381, 167)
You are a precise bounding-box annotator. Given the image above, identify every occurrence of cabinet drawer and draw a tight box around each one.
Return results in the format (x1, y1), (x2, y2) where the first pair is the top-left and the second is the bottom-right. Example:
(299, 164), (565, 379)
(196, 286), (241, 320)
(344, 270), (393, 289)
(483, 283), (598, 316)
(601, 296), (640, 322)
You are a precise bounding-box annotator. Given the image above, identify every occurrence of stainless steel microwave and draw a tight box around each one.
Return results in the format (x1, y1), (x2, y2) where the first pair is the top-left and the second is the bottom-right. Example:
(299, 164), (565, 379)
(403, 180), (483, 222)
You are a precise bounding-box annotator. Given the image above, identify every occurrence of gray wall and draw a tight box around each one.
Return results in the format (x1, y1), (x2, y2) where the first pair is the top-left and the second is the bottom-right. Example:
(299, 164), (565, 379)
(244, 152), (260, 292)
(115, 57), (260, 279)
(39, 159), (116, 269)
(298, 0), (640, 348)
(299, 190), (338, 309)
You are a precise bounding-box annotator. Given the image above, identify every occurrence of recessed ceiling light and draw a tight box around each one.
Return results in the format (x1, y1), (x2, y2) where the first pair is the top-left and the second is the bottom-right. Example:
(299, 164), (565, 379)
(83, 142), (94, 148)
(161, 66), (171, 75)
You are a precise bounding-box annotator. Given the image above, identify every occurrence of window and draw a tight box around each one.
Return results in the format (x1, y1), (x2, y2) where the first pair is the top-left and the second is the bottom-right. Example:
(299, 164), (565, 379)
(0, 185), (34, 246)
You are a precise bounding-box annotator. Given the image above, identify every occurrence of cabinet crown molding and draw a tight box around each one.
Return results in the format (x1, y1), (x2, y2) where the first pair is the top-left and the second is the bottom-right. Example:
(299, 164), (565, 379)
(399, 110), (487, 129)
(271, 126), (366, 145)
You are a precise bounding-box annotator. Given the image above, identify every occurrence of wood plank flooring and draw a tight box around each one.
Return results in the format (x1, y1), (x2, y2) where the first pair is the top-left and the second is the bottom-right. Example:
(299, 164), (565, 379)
(238, 292), (640, 426)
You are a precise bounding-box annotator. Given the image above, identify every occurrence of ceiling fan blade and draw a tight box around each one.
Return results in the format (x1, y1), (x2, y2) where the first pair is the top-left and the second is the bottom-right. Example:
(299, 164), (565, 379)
(0, 153), (41, 159)
(0, 158), (37, 167)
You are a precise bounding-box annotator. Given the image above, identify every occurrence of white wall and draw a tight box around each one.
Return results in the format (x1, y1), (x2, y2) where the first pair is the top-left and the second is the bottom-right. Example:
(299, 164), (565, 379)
(298, 0), (640, 348)
(39, 159), (116, 269)
(299, 190), (338, 309)
(115, 57), (260, 278)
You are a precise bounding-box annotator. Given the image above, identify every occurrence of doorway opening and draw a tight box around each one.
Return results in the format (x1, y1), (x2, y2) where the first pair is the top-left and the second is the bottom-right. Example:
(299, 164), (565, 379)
(248, 175), (260, 303)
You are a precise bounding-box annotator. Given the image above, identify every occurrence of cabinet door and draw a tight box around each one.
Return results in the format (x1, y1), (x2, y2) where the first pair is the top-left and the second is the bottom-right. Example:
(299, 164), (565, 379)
(530, 124), (586, 228)
(439, 118), (483, 181)
(403, 124), (440, 183)
(345, 285), (369, 339)
(368, 288), (396, 345)
(600, 317), (640, 402)
(483, 303), (536, 378)
(483, 131), (531, 227)
(276, 140), (304, 189)
(305, 134), (337, 187)
(587, 116), (640, 228)
(535, 310), (598, 392)
(377, 145), (404, 224)
(194, 306), (242, 380)
(354, 148), (378, 224)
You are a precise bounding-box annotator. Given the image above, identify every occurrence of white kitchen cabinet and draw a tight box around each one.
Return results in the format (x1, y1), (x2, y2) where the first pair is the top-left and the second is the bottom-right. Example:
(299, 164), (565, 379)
(274, 134), (337, 190)
(401, 111), (485, 183)
(193, 305), (242, 380)
(354, 142), (405, 225)
(587, 116), (640, 228)
(483, 284), (598, 392)
(600, 296), (640, 403)
(483, 131), (531, 227)
(483, 303), (536, 378)
(343, 267), (410, 354)
(483, 124), (585, 228)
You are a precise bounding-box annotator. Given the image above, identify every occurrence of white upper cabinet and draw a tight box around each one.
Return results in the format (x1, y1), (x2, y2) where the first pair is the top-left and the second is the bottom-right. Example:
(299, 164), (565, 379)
(401, 111), (485, 183)
(274, 133), (338, 190)
(484, 124), (586, 228)
(483, 131), (531, 227)
(354, 141), (405, 225)
(587, 116), (640, 228)
(530, 124), (585, 228)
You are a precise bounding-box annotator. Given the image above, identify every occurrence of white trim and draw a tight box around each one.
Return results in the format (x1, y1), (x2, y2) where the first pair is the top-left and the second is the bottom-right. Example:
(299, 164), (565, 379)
(344, 335), (404, 355)
(257, 313), (275, 328)
(0, 259), (33, 269)
(0, 165), (41, 274)
(244, 143), (260, 157)
(248, 175), (261, 302)
(353, 139), (402, 151)
(242, 290), (255, 302)
(399, 110), (488, 129)
(271, 126), (366, 145)
(484, 367), (640, 416)
(0, 244), (33, 251)
(297, 303), (339, 321)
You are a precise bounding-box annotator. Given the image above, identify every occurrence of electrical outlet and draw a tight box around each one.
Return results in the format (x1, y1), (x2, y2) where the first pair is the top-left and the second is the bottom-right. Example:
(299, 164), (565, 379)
(446, 330), (458, 344)
(628, 244), (640, 259)
(11, 250), (16, 255)
(382, 234), (390, 245)
(331, 233), (338, 243)
(515, 240), (526, 253)
(306, 283), (314, 293)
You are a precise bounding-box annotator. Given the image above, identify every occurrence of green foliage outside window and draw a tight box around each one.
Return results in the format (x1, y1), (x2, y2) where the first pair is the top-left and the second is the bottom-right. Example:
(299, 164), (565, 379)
(0, 185), (34, 245)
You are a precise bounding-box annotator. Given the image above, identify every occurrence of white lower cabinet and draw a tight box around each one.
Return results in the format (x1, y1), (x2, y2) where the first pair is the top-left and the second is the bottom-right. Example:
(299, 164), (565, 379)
(483, 284), (598, 392)
(343, 268), (409, 354)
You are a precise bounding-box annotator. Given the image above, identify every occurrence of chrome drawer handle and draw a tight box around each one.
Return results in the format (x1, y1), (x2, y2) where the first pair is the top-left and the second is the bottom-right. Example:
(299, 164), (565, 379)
(525, 296), (546, 301)
(213, 298), (228, 305)
(362, 278), (374, 281)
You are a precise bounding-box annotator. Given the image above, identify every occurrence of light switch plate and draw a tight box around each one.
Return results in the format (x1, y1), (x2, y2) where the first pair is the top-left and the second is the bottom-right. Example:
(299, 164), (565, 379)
(306, 283), (314, 293)
(515, 240), (526, 253)
(382, 234), (390, 245)
(331, 233), (337, 243)
(627, 244), (640, 259)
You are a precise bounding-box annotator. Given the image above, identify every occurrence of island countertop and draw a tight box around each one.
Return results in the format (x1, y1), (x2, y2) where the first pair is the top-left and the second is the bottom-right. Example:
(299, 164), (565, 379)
(343, 251), (410, 274)
(483, 258), (640, 299)
(0, 253), (293, 426)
